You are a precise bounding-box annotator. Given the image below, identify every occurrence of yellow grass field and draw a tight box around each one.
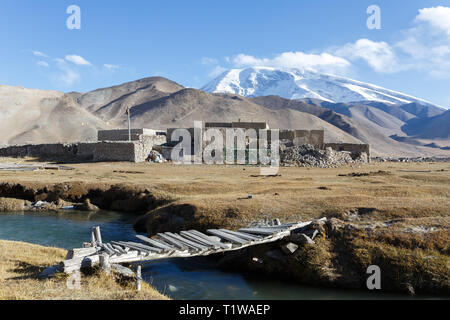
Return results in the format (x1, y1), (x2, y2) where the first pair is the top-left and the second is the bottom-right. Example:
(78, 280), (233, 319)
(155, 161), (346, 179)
(0, 158), (448, 296)
(0, 240), (168, 300)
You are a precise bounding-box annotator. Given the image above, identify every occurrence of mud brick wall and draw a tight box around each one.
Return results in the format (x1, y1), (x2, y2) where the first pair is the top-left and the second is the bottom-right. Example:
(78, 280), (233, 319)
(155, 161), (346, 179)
(98, 129), (164, 142)
(277, 130), (325, 149)
(325, 143), (371, 159)
(0, 136), (166, 163)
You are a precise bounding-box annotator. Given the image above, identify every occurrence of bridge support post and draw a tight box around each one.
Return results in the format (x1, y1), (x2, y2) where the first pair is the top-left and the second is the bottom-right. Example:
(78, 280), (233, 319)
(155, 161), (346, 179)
(94, 226), (103, 245)
(136, 265), (142, 292)
(99, 253), (111, 275)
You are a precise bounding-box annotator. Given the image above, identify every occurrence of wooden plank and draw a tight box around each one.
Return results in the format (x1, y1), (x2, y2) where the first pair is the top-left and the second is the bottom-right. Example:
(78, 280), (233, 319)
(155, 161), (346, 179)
(136, 235), (174, 251)
(166, 232), (208, 251)
(111, 241), (153, 255)
(219, 229), (262, 241)
(112, 244), (127, 254)
(106, 243), (122, 255)
(152, 238), (177, 250)
(187, 230), (232, 249)
(207, 229), (249, 245)
(121, 241), (163, 254)
(157, 233), (189, 250)
(179, 231), (220, 249)
(109, 251), (142, 264)
(101, 243), (115, 255)
(238, 227), (283, 236)
(110, 242), (131, 252)
(62, 255), (99, 273)
(65, 247), (97, 260)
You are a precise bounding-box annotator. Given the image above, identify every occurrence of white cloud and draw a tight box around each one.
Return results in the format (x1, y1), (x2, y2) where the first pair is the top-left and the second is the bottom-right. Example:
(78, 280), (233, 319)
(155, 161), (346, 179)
(201, 57), (219, 66)
(54, 58), (80, 86)
(232, 51), (350, 73)
(33, 51), (48, 58)
(334, 39), (399, 73)
(331, 6), (450, 79)
(103, 64), (119, 70)
(208, 65), (227, 77)
(37, 61), (49, 68)
(416, 6), (450, 36)
(65, 54), (92, 66)
(201, 57), (228, 77)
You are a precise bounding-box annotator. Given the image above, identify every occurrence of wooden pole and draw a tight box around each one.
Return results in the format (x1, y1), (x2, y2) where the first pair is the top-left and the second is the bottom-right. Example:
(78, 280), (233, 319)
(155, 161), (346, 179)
(136, 265), (142, 292)
(127, 107), (131, 142)
(90, 228), (96, 247)
(94, 226), (102, 245)
(99, 253), (111, 275)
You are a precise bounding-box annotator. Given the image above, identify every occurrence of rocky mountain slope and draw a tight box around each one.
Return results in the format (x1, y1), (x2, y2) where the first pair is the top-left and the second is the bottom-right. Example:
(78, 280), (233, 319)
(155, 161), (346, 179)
(0, 85), (109, 145)
(0, 75), (448, 157)
(251, 96), (449, 156)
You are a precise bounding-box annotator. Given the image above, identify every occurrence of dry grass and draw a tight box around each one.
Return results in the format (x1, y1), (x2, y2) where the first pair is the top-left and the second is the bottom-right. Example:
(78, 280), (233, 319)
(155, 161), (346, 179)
(0, 240), (168, 300)
(0, 158), (448, 232)
(0, 158), (449, 296)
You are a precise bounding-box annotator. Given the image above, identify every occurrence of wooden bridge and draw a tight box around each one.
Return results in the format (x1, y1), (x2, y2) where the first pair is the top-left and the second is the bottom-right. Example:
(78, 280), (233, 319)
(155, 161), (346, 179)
(62, 219), (324, 274)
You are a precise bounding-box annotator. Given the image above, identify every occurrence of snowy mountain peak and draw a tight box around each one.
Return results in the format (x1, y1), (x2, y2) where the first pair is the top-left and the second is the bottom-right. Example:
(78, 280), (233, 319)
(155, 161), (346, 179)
(202, 67), (440, 107)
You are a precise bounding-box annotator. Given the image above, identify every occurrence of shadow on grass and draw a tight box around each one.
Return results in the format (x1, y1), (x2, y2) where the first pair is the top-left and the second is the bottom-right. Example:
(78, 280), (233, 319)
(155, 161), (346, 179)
(8, 260), (45, 280)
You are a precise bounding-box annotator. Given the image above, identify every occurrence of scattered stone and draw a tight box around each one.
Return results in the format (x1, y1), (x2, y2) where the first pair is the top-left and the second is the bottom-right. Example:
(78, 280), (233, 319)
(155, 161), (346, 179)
(338, 170), (390, 177)
(73, 199), (100, 212)
(252, 257), (263, 264)
(290, 233), (315, 245)
(280, 144), (368, 168)
(281, 242), (299, 254)
(147, 150), (166, 163)
(0, 197), (28, 212)
(374, 156), (450, 163)
(402, 282), (416, 296)
(111, 264), (135, 279)
(326, 218), (345, 234)
(33, 200), (50, 208)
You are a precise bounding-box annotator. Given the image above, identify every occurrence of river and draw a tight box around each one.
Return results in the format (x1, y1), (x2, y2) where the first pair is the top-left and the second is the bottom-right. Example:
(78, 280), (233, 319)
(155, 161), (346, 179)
(0, 211), (443, 300)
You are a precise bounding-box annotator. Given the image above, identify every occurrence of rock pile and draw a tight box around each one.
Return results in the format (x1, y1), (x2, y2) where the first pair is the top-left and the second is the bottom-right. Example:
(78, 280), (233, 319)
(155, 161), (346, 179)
(280, 144), (368, 168)
(146, 150), (166, 163)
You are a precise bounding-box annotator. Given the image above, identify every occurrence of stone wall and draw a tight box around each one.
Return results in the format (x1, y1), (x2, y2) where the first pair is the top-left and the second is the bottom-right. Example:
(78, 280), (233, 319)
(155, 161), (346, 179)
(278, 130), (325, 149)
(231, 122), (269, 130)
(0, 137), (166, 163)
(324, 143), (371, 159)
(0, 143), (95, 160)
(98, 129), (165, 142)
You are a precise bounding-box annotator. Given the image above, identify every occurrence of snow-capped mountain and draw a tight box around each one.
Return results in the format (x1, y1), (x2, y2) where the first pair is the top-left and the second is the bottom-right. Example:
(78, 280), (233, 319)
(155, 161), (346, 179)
(202, 67), (439, 107)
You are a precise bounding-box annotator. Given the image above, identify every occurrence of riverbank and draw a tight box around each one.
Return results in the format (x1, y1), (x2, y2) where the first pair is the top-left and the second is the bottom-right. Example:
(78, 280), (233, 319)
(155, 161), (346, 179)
(0, 240), (168, 300)
(0, 158), (448, 296)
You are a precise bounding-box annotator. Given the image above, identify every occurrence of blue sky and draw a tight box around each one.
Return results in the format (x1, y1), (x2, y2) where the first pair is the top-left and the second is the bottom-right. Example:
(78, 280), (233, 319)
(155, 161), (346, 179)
(1, 0), (450, 107)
